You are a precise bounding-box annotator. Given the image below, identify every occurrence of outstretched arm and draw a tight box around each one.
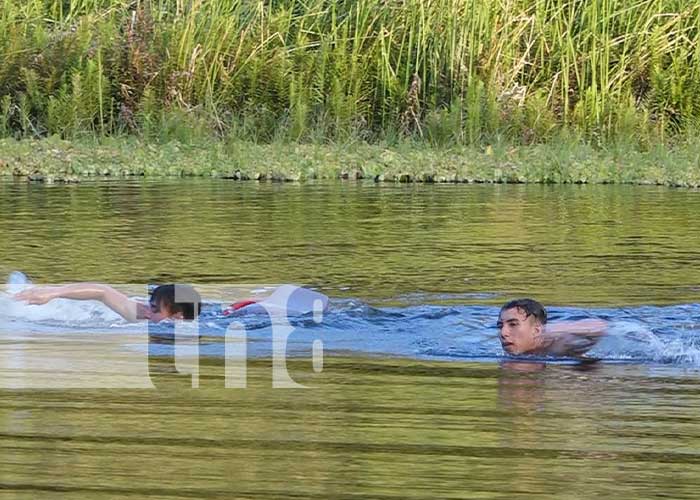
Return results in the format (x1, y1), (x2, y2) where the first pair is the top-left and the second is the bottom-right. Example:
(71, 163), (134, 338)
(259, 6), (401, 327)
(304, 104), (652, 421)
(13, 284), (147, 322)
(545, 319), (608, 336)
(540, 319), (608, 357)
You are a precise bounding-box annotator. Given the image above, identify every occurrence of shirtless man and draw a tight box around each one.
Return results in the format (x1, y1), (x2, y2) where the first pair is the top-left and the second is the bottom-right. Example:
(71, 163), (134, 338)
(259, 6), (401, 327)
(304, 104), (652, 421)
(497, 298), (607, 357)
(13, 283), (201, 322)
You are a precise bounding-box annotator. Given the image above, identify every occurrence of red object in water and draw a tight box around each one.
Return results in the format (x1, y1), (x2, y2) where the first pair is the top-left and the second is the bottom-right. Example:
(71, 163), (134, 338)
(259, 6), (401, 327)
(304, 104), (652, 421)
(222, 299), (259, 316)
(231, 299), (258, 310)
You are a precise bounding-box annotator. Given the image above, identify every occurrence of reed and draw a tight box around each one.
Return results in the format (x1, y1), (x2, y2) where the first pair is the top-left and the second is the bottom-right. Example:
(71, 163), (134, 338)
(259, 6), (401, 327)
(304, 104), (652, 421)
(0, 0), (698, 145)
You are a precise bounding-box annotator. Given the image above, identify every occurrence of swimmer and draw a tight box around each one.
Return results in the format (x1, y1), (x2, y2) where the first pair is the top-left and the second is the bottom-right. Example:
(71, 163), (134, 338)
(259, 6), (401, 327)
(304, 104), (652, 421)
(12, 283), (201, 322)
(223, 284), (329, 316)
(497, 298), (607, 357)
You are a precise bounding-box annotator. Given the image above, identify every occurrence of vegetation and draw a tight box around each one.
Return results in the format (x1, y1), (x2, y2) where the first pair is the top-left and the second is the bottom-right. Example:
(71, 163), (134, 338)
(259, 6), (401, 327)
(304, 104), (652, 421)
(1, 0), (699, 145)
(2, 136), (699, 186)
(1, 0), (699, 184)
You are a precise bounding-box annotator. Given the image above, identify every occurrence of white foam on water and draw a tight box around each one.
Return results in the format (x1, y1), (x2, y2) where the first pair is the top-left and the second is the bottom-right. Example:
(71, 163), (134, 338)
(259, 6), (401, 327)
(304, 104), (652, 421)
(596, 320), (700, 366)
(2, 272), (122, 328)
(6, 271), (31, 294)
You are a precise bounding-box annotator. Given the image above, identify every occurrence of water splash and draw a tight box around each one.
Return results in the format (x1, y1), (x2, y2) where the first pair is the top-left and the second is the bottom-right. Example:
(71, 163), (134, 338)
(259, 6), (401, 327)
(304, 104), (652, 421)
(2, 272), (122, 327)
(3, 273), (700, 366)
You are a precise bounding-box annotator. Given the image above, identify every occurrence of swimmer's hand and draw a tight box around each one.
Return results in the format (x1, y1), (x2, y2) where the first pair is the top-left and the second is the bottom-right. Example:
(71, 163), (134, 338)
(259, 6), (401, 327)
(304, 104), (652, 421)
(540, 319), (608, 357)
(12, 286), (60, 305)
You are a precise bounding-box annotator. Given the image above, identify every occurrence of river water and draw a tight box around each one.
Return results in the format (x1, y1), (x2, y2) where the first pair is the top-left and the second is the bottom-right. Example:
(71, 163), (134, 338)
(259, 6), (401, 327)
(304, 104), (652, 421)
(1, 179), (700, 498)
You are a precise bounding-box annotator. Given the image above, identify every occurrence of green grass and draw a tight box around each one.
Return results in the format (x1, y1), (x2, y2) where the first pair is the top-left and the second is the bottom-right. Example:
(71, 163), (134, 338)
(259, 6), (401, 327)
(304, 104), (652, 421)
(2, 136), (699, 187)
(0, 0), (699, 146)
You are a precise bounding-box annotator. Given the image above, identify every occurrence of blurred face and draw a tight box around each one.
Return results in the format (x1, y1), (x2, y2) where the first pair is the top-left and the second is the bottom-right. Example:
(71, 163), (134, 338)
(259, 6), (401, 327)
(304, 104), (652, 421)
(497, 307), (543, 355)
(149, 299), (183, 322)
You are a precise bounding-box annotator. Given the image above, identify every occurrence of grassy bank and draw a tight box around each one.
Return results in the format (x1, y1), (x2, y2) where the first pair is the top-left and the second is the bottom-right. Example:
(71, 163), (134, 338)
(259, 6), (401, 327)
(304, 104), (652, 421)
(2, 137), (699, 186)
(1, 0), (699, 146)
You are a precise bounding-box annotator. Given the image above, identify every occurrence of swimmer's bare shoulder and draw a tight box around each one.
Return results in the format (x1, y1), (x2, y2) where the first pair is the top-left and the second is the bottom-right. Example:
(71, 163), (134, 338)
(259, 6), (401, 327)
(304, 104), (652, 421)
(538, 319), (608, 357)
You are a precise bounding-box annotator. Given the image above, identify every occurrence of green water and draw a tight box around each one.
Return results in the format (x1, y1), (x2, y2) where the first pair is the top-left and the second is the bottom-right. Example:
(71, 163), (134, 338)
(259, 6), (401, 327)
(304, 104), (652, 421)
(2, 359), (700, 499)
(2, 179), (700, 305)
(1, 179), (700, 498)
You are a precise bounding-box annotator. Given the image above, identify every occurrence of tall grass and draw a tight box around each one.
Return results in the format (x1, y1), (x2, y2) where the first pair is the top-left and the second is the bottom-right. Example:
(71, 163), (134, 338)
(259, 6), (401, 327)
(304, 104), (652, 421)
(0, 0), (698, 145)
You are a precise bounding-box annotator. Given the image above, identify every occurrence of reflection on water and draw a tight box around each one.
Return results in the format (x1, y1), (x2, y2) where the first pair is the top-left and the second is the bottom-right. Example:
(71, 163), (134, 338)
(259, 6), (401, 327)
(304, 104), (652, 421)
(1, 359), (700, 499)
(1, 179), (700, 305)
(1, 179), (700, 498)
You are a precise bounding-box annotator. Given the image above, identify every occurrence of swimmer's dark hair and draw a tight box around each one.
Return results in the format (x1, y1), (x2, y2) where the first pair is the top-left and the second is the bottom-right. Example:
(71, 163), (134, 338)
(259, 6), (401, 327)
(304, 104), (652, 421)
(150, 284), (202, 320)
(500, 298), (547, 325)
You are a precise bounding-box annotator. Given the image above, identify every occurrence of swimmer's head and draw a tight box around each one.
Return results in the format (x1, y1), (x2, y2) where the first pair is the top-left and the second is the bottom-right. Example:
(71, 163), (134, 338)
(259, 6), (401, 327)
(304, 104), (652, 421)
(149, 284), (202, 320)
(497, 298), (547, 355)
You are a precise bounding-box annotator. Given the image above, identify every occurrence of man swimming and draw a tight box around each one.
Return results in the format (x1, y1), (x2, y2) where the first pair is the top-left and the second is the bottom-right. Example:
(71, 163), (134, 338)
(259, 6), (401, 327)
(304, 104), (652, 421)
(497, 298), (607, 357)
(13, 283), (201, 322)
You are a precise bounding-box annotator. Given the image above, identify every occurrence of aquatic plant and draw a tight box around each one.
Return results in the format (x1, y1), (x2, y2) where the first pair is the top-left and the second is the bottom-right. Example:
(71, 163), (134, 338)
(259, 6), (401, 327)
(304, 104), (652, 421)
(2, 135), (699, 187)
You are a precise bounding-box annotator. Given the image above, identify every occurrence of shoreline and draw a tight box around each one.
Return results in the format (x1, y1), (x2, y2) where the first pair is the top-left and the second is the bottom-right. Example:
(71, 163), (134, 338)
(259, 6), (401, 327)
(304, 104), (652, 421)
(2, 137), (699, 187)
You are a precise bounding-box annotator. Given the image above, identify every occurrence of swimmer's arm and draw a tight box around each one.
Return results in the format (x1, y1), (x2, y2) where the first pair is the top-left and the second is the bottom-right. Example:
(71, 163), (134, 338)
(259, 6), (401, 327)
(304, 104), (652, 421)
(13, 284), (146, 322)
(544, 319), (608, 336)
(540, 319), (608, 356)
